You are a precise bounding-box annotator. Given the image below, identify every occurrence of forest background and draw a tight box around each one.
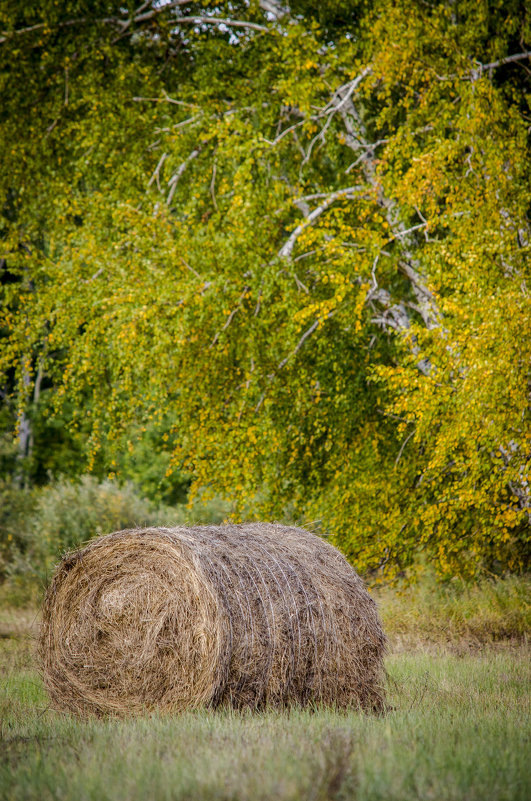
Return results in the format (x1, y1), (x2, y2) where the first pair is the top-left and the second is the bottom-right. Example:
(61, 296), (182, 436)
(1, 0), (530, 595)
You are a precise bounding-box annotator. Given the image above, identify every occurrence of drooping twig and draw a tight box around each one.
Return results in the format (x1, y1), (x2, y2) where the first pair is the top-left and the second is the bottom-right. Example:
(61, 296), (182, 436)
(255, 313), (335, 411)
(179, 256), (202, 281)
(147, 152), (168, 192)
(279, 186), (365, 260)
(210, 161), (218, 211)
(166, 147), (203, 205)
(210, 286), (250, 347)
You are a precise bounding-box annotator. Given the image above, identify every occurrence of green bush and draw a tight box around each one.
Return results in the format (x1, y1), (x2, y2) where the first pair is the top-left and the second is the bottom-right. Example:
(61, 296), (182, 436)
(22, 476), (185, 574)
(0, 480), (36, 577)
(0, 476), (232, 603)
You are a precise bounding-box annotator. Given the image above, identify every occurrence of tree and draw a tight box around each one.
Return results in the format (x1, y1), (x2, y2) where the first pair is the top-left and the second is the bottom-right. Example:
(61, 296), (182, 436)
(1, 0), (530, 576)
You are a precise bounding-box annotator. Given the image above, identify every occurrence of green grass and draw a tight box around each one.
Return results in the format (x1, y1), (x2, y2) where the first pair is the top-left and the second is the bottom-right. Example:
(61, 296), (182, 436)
(376, 572), (531, 646)
(1, 600), (530, 801)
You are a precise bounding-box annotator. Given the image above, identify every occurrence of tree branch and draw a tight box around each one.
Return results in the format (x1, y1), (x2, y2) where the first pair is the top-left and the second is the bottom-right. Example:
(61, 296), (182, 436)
(210, 287), (250, 347)
(259, 0), (289, 19)
(255, 313), (335, 411)
(437, 51), (531, 81)
(474, 50), (531, 72)
(279, 186), (365, 260)
(147, 152), (168, 192)
(173, 16), (269, 33)
(166, 146), (204, 205)
(0, 3), (269, 45)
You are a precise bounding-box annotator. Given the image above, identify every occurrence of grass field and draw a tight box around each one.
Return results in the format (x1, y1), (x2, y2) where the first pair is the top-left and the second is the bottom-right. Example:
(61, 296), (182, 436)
(1, 583), (530, 801)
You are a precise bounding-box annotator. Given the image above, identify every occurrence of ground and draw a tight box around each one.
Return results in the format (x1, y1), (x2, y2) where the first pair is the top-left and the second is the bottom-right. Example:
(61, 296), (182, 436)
(1, 600), (529, 801)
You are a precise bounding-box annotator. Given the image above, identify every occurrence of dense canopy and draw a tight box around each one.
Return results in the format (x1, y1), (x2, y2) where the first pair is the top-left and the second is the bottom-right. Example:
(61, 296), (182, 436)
(1, 0), (530, 577)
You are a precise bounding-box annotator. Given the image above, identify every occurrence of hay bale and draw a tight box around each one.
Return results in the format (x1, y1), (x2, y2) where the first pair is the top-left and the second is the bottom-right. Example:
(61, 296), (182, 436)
(40, 524), (386, 716)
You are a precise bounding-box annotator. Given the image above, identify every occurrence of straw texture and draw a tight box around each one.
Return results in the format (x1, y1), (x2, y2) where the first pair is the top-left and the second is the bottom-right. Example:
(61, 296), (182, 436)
(40, 524), (386, 716)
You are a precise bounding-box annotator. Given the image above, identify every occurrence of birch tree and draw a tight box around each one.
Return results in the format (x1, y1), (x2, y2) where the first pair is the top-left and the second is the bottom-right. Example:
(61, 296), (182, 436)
(1, 0), (529, 576)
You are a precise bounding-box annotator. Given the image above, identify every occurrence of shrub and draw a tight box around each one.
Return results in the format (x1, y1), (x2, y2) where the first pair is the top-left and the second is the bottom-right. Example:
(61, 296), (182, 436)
(1, 476), (232, 603)
(0, 480), (35, 578)
(23, 476), (185, 573)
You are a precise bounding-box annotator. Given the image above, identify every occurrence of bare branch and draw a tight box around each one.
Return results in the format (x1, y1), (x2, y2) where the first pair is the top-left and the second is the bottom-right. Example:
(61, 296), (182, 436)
(147, 152), (168, 192)
(262, 118), (306, 146)
(398, 261), (436, 305)
(395, 428), (416, 467)
(0, 3), (269, 45)
(279, 186), (365, 260)
(133, 93), (198, 109)
(469, 51), (531, 79)
(292, 249), (318, 263)
(259, 0), (289, 19)
(438, 51), (531, 81)
(321, 69), (372, 116)
(83, 267), (105, 283)
(385, 221), (429, 242)
(0, 17), (88, 43)
(264, 69), (372, 151)
(345, 138), (389, 173)
(210, 161), (219, 211)
(166, 147), (203, 205)
(130, 1), (191, 25)
(172, 16), (269, 33)
(276, 318), (321, 371)
(210, 287), (250, 347)
(335, 88), (440, 331)
(302, 110), (335, 165)
(179, 256), (202, 281)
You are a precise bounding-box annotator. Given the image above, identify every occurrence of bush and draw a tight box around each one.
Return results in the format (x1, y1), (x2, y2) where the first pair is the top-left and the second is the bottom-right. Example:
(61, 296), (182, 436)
(0, 476), (232, 603)
(22, 476), (186, 574)
(0, 480), (36, 578)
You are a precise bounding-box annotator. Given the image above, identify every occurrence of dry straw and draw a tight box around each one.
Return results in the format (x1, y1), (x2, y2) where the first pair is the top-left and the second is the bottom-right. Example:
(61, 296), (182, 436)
(40, 524), (386, 716)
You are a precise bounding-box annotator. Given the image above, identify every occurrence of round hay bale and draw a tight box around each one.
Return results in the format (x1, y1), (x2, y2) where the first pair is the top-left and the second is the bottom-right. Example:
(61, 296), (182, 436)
(40, 524), (386, 716)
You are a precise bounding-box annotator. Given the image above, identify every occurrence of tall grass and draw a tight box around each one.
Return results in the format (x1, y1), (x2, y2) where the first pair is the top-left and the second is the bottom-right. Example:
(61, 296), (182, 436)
(0, 611), (529, 801)
(375, 572), (531, 646)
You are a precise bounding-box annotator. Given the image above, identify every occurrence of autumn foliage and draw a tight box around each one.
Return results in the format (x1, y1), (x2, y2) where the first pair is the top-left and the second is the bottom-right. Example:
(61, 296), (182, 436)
(1, 0), (530, 577)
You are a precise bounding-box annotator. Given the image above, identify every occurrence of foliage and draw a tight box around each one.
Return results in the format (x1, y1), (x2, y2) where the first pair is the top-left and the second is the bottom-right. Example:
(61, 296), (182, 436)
(0, 476), (231, 603)
(1, 0), (530, 577)
(112, 420), (191, 505)
(0, 480), (35, 576)
(2, 477), (171, 592)
(28, 477), (176, 557)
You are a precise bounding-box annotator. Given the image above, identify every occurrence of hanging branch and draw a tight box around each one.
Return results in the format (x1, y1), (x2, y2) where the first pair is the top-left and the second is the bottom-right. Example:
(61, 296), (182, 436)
(166, 146), (204, 205)
(255, 313), (336, 411)
(0, 1), (270, 45)
(436, 51), (531, 81)
(279, 186), (365, 260)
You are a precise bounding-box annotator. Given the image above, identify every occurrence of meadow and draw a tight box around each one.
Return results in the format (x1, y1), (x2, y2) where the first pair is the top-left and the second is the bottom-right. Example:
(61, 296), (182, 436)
(1, 578), (529, 801)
